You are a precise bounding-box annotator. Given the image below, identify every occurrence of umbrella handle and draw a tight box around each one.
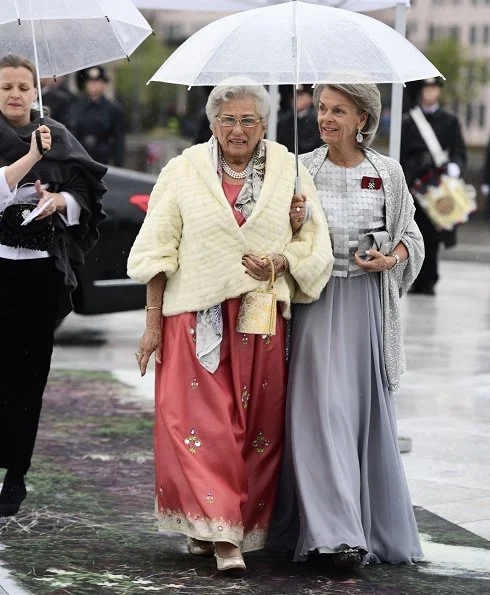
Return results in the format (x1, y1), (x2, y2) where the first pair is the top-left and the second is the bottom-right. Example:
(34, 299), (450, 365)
(35, 129), (46, 157)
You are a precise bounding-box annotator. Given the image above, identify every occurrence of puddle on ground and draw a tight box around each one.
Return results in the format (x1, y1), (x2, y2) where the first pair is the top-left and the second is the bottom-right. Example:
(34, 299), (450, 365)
(418, 533), (490, 580)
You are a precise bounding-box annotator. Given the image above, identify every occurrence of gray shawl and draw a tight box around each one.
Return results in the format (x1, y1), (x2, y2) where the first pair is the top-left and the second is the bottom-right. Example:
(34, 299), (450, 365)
(300, 145), (424, 391)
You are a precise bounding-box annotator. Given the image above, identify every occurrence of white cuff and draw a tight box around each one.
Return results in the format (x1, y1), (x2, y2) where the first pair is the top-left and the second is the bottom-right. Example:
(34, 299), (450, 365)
(58, 191), (81, 226)
(0, 167), (17, 202)
(447, 162), (461, 178)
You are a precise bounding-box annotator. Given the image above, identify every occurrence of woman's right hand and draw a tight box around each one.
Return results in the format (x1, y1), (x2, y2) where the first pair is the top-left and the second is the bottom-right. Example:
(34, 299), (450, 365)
(29, 125), (51, 161)
(290, 193), (307, 234)
(135, 326), (162, 376)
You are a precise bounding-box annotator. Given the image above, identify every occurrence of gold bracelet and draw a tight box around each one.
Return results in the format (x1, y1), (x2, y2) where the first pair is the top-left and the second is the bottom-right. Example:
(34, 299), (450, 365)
(144, 306), (161, 311)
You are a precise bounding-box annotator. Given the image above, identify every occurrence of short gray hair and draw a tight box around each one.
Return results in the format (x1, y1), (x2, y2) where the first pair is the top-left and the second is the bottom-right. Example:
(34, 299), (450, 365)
(206, 83), (270, 133)
(313, 83), (381, 148)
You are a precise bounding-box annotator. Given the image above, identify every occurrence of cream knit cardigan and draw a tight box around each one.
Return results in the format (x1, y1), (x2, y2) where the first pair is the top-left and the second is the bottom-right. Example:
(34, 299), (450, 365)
(127, 140), (333, 318)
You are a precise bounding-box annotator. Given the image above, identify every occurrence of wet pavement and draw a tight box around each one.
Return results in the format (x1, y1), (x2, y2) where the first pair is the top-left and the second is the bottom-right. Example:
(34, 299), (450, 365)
(1, 259), (490, 594)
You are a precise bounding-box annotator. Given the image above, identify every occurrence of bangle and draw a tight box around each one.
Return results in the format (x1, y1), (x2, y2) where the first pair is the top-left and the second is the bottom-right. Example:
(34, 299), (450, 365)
(389, 254), (400, 269)
(280, 254), (289, 272)
(145, 305), (161, 311)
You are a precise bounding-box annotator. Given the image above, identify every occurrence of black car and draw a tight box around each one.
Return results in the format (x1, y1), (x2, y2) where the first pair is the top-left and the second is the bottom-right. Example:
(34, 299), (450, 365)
(72, 166), (157, 316)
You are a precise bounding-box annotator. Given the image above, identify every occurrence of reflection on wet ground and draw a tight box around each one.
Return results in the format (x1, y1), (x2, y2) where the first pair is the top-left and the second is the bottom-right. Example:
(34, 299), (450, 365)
(54, 329), (107, 347)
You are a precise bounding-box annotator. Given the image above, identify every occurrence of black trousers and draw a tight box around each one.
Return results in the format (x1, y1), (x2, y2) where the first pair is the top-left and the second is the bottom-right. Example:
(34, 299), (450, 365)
(0, 257), (61, 475)
(414, 205), (440, 289)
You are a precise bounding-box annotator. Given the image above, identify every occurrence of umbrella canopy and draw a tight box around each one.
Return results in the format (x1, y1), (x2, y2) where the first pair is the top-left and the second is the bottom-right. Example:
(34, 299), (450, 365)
(0, 0), (153, 78)
(249, 0), (410, 8)
(149, 1), (438, 188)
(132, 0), (410, 11)
(134, 0), (411, 156)
(132, 0), (252, 9)
(149, 2), (439, 87)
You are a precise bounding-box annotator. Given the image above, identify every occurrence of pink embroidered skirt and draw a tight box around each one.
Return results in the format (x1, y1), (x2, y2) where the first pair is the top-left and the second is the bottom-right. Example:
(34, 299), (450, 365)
(154, 297), (286, 551)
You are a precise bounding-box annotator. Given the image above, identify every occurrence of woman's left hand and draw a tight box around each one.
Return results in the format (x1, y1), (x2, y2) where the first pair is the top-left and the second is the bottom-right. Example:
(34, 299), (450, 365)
(354, 249), (396, 272)
(34, 179), (66, 220)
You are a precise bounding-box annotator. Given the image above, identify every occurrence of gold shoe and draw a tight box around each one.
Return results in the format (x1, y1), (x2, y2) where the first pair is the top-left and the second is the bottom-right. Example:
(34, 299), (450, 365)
(187, 537), (214, 556)
(214, 550), (246, 572)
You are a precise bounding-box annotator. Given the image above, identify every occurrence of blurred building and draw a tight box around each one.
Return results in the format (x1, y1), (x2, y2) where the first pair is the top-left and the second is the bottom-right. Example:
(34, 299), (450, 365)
(374, 1), (490, 146)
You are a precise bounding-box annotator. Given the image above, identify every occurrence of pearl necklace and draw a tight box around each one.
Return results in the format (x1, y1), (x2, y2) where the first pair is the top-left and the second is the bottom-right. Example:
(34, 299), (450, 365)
(220, 155), (253, 179)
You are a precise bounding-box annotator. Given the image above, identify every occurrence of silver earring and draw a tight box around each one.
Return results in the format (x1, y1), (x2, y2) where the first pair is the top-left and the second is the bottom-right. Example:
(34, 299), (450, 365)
(356, 129), (363, 143)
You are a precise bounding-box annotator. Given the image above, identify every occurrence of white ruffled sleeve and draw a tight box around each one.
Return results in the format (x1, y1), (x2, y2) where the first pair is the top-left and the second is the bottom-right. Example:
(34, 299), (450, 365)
(0, 167), (17, 206)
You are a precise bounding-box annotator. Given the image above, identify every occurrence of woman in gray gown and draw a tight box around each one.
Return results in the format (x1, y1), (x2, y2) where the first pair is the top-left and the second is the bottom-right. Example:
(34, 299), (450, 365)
(269, 83), (425, 568)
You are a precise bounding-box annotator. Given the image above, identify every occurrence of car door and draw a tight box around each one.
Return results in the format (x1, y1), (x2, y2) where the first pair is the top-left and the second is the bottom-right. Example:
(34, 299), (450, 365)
(72, 166), (156, 315)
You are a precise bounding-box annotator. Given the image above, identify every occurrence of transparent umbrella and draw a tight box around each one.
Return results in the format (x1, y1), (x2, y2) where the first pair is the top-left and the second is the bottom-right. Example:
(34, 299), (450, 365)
(133, 0), (411, 158)
(149, 0), (441, 189)
(0, 0), (152, 138)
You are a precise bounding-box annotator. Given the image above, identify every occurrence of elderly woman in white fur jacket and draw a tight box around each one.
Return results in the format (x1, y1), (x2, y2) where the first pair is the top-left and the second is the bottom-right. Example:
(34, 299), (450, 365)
(127, 82), (333, 573)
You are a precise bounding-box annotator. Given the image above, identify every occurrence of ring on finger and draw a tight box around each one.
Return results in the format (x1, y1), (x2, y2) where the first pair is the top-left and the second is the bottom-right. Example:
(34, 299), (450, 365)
(296, 206), (301, 212)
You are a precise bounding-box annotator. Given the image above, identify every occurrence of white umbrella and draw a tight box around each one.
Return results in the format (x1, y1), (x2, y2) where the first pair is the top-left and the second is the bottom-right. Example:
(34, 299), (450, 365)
(149, 3), (430, 86)
(133, 0), (409, 10)
(132, 0), (411, 158)
(132, 0), (252, 9)
(149, 1), (438, 189)
(0, 0), (153, 135)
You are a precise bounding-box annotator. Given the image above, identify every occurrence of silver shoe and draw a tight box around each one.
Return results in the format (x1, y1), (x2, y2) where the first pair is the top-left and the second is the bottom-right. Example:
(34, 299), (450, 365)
(214, 550), (246, 572)
(186, 537), (214, 556)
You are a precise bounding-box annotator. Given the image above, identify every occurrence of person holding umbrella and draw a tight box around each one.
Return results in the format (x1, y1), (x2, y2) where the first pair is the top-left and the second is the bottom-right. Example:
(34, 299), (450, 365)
(128, 81), (332, 572)
(269, 83), (424, 568)
(0, 54), (107, 517)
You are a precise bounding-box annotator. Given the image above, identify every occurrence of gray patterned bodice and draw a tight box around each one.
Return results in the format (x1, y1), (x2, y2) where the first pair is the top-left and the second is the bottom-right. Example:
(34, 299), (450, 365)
(316, 158), (386, 278)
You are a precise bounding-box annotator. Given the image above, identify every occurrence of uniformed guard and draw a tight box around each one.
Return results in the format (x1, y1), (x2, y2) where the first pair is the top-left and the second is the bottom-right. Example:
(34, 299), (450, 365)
(276, 85), (323, 155)
(68, 66), (125, 167)
(41, 75), (76, 129)
(400, 78), (467, 295)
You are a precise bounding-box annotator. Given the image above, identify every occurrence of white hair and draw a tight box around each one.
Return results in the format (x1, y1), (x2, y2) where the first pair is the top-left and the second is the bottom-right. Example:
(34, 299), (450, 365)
(206, 80), (270, 134)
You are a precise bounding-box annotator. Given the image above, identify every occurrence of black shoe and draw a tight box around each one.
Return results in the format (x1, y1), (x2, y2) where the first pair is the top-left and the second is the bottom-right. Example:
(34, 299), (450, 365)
(0, 471), (27, 517)
(408, 283), (435, 296)
(331, 548), (364, 570)
(423, 284), (436, 296)
(408, 284), (423, 295)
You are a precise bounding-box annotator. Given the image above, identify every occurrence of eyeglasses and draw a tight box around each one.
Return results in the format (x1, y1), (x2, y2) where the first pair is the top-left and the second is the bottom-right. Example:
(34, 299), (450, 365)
(215, 115), (261, 128)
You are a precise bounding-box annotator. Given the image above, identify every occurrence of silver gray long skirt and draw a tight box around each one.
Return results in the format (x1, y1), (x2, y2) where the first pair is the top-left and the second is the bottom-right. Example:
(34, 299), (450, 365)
(269, 274), (423, 564)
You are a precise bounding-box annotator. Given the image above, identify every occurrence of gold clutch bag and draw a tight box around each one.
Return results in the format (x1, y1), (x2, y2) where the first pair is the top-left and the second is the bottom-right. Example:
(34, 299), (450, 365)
(236, 257), (277, 336)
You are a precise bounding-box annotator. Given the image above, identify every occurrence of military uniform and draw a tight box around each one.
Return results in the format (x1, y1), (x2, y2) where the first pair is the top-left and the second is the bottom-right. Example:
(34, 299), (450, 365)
(400, 105), (466, 293)
(42, 83), (76, 129)
(277, 105), (323, 155)
(68, 66), (125, 167)
(68, 95), (125, 167)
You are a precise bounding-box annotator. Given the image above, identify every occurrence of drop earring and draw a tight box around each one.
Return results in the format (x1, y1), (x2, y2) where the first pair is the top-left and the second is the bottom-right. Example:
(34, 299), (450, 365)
(356, 129), (363, 143)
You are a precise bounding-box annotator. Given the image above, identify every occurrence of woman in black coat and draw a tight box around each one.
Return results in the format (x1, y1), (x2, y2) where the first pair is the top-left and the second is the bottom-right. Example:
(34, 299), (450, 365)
(0, 54), (107, 516)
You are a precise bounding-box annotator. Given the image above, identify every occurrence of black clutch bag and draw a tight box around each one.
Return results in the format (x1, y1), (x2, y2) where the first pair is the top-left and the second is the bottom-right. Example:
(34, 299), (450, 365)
(0, 203), (55, 251)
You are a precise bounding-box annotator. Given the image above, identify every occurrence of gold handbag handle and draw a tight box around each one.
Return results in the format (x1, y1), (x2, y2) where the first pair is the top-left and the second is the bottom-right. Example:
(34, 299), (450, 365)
(265, 256), (275, 289)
